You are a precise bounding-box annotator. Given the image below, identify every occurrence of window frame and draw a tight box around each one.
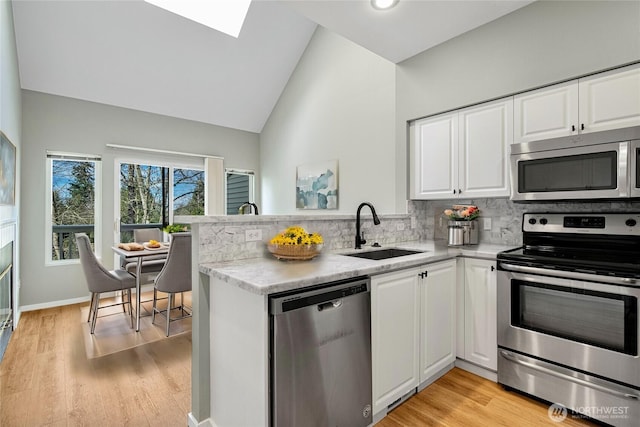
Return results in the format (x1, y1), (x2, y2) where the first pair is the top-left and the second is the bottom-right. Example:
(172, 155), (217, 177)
(45, 152), (102, 266)
(114, 156), (205, 243)
(225, 168), (255, 215)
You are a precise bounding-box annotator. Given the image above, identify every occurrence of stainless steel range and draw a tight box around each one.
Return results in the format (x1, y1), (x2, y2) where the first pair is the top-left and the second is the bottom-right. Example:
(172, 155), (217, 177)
(497, 212), (640, 426)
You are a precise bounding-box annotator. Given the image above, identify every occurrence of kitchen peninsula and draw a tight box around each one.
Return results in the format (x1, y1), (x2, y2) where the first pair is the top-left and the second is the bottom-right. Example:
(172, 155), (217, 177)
(179, 214), (512, 427)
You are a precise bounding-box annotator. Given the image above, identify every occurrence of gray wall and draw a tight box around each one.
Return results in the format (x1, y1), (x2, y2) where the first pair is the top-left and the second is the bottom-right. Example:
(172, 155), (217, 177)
(20, 91), (259, 308)
(260, 27), (396, 215)
(1, 0), (22, 315)
(396, 0), (640, 211)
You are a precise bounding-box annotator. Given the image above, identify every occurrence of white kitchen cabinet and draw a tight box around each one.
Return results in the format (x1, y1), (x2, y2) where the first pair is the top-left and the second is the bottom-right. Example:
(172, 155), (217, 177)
(463, 258), (497, 371)
(411, 97), (512, 200)
(457, 99), (512, 198)
(514, 64), (640, 143)
(371, 267), (420, 414)
(579, 64), (640, 134)
(419, 259), (457, 382)
(514, 81), (579, 143)
(372, 260), (457, 415)
(411, 112), (459, 199)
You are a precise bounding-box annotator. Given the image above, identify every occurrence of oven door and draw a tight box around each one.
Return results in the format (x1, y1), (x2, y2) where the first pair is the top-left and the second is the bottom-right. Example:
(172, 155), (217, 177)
(510, 141), (629, 201)
(632, 139), (640, 198)
(497, 264), (639, 387)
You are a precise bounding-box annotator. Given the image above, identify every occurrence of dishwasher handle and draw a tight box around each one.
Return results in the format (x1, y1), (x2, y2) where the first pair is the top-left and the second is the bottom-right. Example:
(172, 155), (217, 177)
(269, 277), (370, 315)
(317, 299), (343, 311)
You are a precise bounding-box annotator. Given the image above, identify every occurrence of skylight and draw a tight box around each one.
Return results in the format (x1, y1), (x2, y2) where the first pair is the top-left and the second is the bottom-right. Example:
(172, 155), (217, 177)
(145, 0), (251, 38)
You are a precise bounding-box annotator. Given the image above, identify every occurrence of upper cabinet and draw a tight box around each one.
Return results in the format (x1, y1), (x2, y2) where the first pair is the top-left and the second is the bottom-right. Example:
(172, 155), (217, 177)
(513, 81), (578, 143)
(411, 111), (458, 200)
(514, 63), (640, 143)
(458, 99), (512, 199)
(579, 64), (640, 134)
(411, 97), (512, 200)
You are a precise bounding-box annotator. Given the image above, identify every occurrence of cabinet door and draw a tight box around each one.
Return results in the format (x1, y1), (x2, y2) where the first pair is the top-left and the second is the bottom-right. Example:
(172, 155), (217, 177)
(464, 258), (497, 371)
(514, 81), (579, 143)
(420, 260), (456, 382)
(411, 112), (458, 199)
(458, 97), (513, 198)
(579, 64), (640, 134)
(371, 268), (420, 413)
(455, 258), (466, 359)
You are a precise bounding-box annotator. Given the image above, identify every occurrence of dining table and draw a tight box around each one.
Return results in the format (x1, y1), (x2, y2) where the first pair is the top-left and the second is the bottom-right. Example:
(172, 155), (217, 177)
(112, 243), (169, 331)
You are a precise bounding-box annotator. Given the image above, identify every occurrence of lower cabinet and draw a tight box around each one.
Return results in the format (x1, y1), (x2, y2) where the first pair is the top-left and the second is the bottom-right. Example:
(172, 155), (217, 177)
(371, 267), (420, 414)
(371, 260), (456, 415)
(419, 259), (457, 382)
(371, 257), (498, 419)
(462, 258), (498, 371)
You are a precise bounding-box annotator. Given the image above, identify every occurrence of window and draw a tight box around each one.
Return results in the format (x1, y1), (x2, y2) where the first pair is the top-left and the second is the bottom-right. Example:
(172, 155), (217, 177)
(174, 168), (205, 216)
(226, 169), (255, 215)
(46, 153), (102, 263)
(118, 162), (204, 242)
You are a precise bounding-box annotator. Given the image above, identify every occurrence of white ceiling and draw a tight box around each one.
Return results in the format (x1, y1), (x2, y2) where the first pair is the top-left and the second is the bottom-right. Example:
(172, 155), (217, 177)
(11, 0), (533, 133)
(282, 0), (533, 64)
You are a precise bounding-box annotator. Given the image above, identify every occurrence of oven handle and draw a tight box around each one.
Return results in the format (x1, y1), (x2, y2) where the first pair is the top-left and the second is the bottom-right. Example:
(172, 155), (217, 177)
(500, 350), (639, 400)
(499, 262), (638, 287)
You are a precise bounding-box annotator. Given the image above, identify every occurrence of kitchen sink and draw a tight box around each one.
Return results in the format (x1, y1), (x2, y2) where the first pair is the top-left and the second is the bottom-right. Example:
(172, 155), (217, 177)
(343, 248), (424, 260)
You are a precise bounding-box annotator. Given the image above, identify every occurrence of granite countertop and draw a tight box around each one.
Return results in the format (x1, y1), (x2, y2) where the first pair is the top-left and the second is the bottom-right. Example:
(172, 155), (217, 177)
(199, 241), (517, 296)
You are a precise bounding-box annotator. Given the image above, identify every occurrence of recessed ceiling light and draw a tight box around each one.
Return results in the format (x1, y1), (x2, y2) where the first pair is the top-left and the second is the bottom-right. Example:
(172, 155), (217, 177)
(145, 0), (252, 38)
(371, 0), (399, 10)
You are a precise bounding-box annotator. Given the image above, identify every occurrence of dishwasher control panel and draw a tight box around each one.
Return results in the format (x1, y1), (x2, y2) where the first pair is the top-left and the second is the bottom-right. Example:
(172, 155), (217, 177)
(269, 277), (370, 315)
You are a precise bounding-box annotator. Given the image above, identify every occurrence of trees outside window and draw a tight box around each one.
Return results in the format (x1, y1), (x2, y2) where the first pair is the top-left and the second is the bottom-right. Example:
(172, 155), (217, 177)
(174, 168), (205, 216)
(48, 155), (101, 261)
(119, 162), (204, 242)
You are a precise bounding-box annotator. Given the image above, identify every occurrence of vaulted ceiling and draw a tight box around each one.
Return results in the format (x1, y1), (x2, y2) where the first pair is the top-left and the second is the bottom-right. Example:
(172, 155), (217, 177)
(11, 0), (533, 133)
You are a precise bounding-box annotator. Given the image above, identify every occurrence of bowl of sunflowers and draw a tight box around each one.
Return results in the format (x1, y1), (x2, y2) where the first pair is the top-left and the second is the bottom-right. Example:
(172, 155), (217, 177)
(268, 226), (324, 260)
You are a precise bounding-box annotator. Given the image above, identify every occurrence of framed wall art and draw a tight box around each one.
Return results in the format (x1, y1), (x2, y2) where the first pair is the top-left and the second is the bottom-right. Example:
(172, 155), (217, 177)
(0, 132), (16, 206)
(296, 160), (338, 210)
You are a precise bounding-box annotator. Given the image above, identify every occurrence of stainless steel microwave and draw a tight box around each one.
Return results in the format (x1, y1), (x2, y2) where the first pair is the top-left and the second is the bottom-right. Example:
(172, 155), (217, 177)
(510, 126), (640, 201)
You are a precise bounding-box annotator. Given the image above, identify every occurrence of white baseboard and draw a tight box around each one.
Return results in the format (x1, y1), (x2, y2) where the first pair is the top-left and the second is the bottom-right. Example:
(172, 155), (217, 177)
(187, 412), (215, 427)
(455, 358), (498, 382)
(20, 295), (90, 312)
(19, 284), (156, 312)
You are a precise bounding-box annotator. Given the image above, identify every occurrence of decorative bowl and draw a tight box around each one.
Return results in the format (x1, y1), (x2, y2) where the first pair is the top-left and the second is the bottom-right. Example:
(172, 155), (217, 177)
(267, 243), (323, 261)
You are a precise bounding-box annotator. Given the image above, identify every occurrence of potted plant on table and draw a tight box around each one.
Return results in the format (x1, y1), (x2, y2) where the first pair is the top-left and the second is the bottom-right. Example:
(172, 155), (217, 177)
(163, 224), (190, 241)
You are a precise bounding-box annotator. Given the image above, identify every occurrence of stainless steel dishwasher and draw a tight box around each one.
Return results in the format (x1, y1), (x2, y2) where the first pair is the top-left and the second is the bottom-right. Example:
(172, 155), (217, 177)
(269, 276), (372, 427)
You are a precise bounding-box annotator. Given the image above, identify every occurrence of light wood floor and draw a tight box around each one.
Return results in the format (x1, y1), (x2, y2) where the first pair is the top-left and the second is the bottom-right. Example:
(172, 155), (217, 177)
(378, 368), (597, 427)
(1, 300), (597, 426)
(0, 295), (192, 426)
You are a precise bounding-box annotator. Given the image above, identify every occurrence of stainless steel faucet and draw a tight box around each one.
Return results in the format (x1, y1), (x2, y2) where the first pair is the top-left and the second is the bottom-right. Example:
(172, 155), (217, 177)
(238, 202), (259, 215)
(355, 202), (380, 249)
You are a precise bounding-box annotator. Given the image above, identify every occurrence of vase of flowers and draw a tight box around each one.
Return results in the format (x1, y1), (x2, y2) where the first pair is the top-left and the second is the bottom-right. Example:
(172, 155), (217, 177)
(444, 206), (479, 246)
(268, 226), (324, 260)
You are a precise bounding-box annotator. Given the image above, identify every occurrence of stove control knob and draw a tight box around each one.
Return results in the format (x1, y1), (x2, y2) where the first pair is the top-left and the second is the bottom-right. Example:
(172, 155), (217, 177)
(540, 218), (548, 225)
(626, 218), (637, 227)
(528, 218), (537, 225)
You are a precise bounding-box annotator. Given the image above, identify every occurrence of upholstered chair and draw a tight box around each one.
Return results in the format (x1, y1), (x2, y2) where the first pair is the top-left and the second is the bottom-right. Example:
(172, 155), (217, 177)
(76, 233), (136, 333)
(122, 227), (166, 281)
(151, 232), (192, 336)
(133, 228), (162, 243)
